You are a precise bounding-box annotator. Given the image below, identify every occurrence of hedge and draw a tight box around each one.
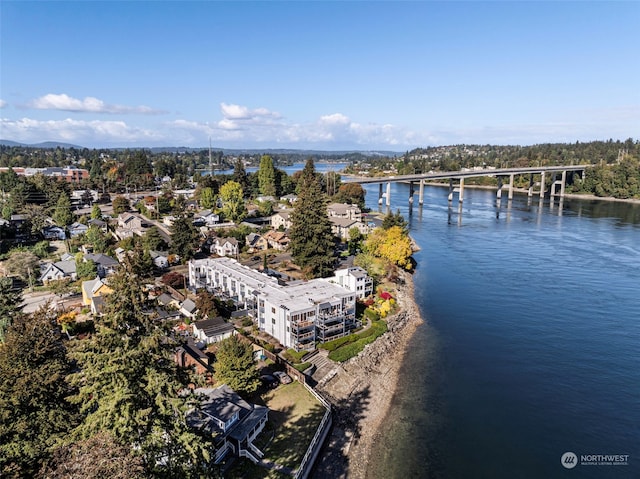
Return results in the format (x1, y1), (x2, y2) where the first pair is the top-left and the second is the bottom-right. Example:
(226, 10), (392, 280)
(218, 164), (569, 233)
(327, 320), (388, 362)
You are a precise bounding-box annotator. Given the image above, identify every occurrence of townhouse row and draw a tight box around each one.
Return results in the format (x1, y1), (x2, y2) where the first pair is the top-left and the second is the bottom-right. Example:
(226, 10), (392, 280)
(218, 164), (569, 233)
(188, 257), (373, 352)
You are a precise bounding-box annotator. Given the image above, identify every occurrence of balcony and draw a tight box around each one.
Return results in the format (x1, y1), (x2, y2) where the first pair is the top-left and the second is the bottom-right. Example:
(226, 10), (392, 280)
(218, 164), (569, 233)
(296, 330), (315, 341)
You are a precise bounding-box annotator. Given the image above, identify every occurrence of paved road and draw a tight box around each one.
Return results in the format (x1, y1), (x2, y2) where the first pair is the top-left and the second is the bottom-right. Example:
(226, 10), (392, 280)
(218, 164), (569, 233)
(21, 291), (82, 313)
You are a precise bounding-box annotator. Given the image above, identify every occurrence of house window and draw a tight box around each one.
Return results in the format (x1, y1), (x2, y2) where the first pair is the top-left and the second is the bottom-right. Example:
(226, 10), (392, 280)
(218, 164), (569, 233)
(272, 318), (275, 325)
(271, 307), (276, 314)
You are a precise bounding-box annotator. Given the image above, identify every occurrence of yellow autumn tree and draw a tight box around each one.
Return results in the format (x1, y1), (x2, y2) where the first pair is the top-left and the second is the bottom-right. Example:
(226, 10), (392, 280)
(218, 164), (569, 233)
(365, 225), (413, 270)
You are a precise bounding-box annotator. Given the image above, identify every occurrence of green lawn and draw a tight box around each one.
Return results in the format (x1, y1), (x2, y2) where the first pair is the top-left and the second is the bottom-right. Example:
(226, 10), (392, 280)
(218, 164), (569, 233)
(226, 381), (326, 478)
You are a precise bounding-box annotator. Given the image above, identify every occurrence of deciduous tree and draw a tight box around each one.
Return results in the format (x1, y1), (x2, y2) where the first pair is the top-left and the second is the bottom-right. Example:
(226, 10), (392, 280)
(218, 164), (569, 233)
(214, 335), (261, 396)
(219, 180), (246, 222)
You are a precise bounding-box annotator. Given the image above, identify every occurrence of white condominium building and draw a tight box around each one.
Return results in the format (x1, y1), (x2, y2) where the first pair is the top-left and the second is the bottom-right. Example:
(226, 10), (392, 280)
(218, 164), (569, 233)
(188, 257), (362, 351)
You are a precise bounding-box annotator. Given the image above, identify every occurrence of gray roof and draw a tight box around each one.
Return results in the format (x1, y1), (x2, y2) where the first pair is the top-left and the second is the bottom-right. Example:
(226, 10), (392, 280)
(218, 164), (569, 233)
(194, 317), (234, 338)
(84, 253), (119, 267)
(187, 385), (267, 440)
(181, 298), (197, 313)
(54, 259), (77, 275)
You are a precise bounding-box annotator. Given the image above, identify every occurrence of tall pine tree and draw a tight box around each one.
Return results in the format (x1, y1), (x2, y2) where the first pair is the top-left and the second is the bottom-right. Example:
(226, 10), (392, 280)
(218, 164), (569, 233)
(67, 263), (217, 477)
(0, 309), (79, 478)
(288, 159), (336, 278)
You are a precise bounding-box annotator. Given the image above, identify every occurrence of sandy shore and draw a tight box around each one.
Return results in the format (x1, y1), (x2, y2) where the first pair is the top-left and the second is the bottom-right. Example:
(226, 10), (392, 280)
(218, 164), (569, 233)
(312, 270), (424, 478)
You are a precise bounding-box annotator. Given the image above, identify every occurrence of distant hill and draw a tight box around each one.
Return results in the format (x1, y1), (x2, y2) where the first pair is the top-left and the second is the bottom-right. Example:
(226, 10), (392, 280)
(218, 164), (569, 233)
(0, 140), (84, 149)
(0, 140), (401, 157)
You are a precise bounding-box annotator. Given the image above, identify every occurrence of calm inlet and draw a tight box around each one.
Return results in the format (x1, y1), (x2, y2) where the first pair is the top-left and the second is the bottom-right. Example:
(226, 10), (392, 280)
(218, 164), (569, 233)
(362, 183), (640, 478)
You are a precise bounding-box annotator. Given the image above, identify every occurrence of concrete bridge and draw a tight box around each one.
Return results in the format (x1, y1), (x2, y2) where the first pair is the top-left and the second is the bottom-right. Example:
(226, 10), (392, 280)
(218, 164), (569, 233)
(347, 165), (589, 206)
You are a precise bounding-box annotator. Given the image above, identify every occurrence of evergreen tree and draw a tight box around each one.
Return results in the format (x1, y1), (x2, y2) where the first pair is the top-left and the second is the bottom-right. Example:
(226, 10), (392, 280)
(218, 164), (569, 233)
(67, 264), (217, 477)
(91, 204), (102, 219)
(170, 212), (198, 262)
(258, 155), (276, 197)
(232, 157), (249, 195)
(38, 432), (145, 479)
(0, 277), (22, 342)
(52, 193), (73, 227)
(199, 186), (216, 209)
(288, 159), (336, 278)
(214, 335), (261, 396)
(0, 309), (79, 478)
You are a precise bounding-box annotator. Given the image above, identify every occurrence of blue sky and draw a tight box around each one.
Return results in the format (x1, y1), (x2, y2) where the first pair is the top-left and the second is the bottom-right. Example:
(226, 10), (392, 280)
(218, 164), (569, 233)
(1, 1), (638, 150)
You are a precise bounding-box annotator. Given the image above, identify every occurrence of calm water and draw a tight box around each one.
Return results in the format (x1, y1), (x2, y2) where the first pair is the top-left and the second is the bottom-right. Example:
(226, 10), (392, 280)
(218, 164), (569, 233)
(362, 184), (640, 478)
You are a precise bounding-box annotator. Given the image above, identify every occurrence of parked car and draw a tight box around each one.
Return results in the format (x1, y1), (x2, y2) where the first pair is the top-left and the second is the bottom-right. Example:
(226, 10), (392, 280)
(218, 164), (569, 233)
(273, 371), (292, 385)
(260, 374), (279, 389)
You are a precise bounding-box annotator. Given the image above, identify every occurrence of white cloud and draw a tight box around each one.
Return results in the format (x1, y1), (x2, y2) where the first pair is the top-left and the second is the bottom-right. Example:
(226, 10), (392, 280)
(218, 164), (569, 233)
(0, 117), (161, 145)
(0, 100), (7, 109)
(319, 113), (350, 125)
(220, 103), (281, 121)
(27, 93), (167, 115)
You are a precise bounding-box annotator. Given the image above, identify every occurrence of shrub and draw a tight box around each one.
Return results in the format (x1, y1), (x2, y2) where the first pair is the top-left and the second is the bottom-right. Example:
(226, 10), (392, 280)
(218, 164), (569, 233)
(293, 362), (311, 372)
(241, 317), (254, 327)
(283, 348), (308, 363)
(364, 308), (380, 322)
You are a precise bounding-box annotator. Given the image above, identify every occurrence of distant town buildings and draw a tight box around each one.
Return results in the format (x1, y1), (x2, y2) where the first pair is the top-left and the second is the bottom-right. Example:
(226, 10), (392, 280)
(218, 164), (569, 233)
(0, 166), (89, 183)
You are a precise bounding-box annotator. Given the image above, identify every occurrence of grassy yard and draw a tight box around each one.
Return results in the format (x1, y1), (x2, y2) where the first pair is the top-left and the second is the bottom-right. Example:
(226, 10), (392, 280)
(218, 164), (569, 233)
(226, 381), (326, 478)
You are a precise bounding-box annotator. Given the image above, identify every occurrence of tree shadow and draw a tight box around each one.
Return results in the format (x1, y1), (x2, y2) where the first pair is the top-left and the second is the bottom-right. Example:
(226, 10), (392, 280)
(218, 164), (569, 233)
(310, 385), (372, 479)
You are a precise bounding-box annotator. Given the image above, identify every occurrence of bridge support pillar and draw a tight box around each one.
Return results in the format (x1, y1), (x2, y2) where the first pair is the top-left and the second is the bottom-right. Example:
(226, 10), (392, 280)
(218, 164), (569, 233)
(378, 183), (383, 205)
(386, 182), (391, 207)
(448, 179), (453, 202)
(459, 177), (465, 203)
(528, 174), (534, 197)
(508, 174), (514, 200)
(496, 177), (503, 199)
(409, 182), (414, 204)
(560, 170), (567, 198)
(418, 179), (425, 205)
(540, 171), (546, 199)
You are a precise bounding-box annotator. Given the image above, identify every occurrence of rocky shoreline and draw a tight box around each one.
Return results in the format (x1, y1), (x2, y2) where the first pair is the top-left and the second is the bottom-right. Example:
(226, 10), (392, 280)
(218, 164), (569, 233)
(311, 270), (424, 478)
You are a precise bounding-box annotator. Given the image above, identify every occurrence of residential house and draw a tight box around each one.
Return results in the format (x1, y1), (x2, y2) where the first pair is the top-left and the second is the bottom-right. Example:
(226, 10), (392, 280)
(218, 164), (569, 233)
(262, 230), (290, 251)
(186, 385), (269, 464)
(192, 316), (235, 344)
(157, 292), (181, 310)
(322, 266), (374, 299)
(194, 209), (220, 228)
(327, 203), (363, 221)
(83, 253), (119, 278)
(280, 194), (298, 204)
(175, 337), (213, 376)
(211, 237), (239, 257)
(81, 276), (112, 314)
(245, 232), (268, 252)
(270, 210), (292, 230)
(68, 222), (89, 238)
(42, 225), (66, 240)
(115, 213), (147, 239)
(40, 260), (77, 283)
(87, 218), (108, 233)
(180, 298), (197, 319)
(150, 251), (169, 269)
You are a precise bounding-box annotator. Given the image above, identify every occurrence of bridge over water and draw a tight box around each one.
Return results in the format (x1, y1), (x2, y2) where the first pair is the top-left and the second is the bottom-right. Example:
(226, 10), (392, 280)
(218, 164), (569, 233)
(346, 165), (589, 206)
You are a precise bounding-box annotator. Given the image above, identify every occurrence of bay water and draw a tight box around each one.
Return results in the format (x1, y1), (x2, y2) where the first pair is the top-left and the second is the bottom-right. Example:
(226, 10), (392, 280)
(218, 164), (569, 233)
(361, 183), (640, 478)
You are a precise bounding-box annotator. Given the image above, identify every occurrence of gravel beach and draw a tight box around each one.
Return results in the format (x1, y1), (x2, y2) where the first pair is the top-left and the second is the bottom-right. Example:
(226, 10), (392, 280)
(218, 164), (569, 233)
(312, 270), (424, 478)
